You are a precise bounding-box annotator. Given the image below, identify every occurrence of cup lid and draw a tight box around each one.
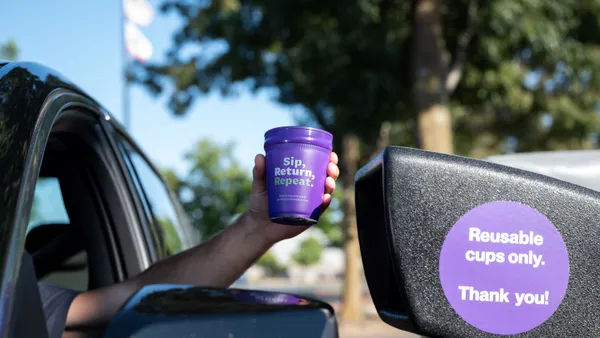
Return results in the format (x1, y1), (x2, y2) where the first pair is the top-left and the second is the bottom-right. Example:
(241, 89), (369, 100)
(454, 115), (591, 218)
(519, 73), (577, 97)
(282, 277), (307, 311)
(264, 126), (333, 151)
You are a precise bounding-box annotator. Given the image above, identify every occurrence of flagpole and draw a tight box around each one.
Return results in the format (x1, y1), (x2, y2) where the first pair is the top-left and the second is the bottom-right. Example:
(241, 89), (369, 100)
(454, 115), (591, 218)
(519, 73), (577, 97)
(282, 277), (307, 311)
(121, 1), (131, 131)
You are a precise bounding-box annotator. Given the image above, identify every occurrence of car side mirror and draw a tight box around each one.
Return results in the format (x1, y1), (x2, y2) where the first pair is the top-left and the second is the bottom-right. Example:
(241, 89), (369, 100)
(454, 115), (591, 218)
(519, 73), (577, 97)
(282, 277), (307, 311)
(356, 146), (597, 337)
(102, 285), (338, 338)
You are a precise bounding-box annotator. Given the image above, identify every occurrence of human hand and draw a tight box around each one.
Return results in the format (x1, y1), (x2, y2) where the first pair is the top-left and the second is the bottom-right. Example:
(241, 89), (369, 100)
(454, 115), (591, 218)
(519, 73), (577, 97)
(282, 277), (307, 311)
(247, 152), (340, 244)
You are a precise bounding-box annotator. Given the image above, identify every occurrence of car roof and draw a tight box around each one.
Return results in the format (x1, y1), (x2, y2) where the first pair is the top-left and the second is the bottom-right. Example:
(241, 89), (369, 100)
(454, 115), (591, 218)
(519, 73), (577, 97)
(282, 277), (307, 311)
(486, 150), (600, 192)
(0, 61), (120, 124)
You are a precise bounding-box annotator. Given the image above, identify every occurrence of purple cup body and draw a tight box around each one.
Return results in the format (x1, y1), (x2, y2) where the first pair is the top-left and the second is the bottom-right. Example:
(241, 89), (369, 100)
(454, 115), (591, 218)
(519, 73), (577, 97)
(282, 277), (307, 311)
(264, 126), (333, 226)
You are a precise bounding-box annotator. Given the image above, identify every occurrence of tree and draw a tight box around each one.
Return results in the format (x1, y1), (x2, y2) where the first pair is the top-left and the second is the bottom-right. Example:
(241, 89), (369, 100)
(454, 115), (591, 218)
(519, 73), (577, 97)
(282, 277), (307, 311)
(132, 1), (408, 321)
(451, 1), (600, 157)
(166, 137), (344, 243)
(0, 40), (18, 61)
(412, 0), (454, 154)
(164, 139), (252, 239)
(315, 187), (344, 248)
(133, 0), (600, 321)
(292, 237), (323, 266)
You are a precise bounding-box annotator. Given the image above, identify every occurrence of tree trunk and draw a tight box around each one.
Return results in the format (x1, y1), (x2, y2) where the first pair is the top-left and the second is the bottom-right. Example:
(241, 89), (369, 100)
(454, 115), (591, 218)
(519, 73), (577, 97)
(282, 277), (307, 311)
(339, 134), (363, 322)
(375, 121), (392, 156)
(412, 0), (454, 154)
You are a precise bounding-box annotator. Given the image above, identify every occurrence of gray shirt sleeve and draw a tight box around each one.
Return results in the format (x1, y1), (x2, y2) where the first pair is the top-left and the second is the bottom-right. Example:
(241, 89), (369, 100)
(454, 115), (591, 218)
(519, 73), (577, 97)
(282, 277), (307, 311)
(38, 282), (81, 338)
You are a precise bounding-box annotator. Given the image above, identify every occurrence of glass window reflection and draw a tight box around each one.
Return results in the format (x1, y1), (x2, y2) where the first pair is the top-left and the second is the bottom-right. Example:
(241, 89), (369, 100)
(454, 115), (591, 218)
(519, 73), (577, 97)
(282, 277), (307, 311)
(119, 139), (195, 258)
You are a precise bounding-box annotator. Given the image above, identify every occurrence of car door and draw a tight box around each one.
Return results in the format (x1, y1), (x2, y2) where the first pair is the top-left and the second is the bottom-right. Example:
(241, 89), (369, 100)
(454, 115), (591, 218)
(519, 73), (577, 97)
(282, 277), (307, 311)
(0, 62), (154, 338)
(109, 127), (200, 262)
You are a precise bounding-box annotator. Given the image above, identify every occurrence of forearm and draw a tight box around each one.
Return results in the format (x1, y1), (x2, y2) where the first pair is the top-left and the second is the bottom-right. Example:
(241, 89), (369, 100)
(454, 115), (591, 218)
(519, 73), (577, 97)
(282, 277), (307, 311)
(136, 211), (273, 287)
(66, 211), (273, 328)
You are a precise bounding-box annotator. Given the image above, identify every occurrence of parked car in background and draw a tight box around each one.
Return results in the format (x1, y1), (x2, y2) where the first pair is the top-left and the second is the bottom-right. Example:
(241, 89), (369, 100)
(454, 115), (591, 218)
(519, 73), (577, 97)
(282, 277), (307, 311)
(487, 150), (600, 192)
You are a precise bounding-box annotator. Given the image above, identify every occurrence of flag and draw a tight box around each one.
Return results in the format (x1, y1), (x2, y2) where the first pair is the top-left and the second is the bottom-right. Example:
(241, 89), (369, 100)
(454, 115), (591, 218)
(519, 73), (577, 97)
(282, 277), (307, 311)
(123, 0), (155, 27)
(124, 20), (153, 62)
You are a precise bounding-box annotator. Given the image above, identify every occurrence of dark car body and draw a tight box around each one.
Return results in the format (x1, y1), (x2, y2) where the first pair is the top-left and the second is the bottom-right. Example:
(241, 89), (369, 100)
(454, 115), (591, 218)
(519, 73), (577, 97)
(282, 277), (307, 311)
(0, 62), (337, 338)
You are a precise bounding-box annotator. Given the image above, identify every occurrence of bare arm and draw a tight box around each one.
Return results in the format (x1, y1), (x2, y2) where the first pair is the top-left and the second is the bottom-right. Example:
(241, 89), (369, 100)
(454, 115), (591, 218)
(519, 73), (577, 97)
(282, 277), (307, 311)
(65, 211), (272, 328)
(64, 152), (339, 329)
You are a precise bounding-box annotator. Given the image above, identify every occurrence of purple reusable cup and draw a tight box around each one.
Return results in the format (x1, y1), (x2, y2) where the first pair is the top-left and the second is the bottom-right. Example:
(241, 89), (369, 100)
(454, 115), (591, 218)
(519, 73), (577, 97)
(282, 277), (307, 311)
(264, 126), (333, 226)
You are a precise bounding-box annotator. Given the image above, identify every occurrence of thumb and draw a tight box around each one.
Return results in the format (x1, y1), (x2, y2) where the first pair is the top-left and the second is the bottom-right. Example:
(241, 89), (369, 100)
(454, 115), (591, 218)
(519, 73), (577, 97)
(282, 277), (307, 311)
(252, 154), (267, 193)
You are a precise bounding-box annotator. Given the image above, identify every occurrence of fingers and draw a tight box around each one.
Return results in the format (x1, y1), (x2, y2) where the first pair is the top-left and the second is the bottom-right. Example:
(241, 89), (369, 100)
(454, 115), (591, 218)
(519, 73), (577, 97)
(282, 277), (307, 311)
(322, 193), (332, 209)
(330, 152), (339, 165)
(328, 152), (340, 181)
(324, 152), (339, 207)
(252, 154), (266, 180)
(327, 162), (339, 180)
(325, 176), (336, 195)
(252, 154), (267, 193)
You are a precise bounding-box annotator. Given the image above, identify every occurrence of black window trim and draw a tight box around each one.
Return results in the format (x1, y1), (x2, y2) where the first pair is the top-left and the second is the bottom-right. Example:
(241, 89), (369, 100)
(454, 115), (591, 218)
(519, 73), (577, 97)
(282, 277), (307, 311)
(99, 122), (159, 266)
(113, 130), (198, 255)
(117, 139), (163, 261)
(54, 108), (150, 281)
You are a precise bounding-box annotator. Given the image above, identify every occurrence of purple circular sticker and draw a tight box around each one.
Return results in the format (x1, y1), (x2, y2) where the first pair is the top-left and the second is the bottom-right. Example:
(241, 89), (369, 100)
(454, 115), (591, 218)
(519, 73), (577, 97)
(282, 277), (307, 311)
(439, 201), (569, 335)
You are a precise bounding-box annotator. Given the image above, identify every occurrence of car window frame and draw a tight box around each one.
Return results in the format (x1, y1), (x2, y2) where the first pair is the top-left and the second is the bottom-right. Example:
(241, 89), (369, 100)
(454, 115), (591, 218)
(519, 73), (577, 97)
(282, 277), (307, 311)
(117, 138), (167, 260)
(0, 80), (144, 337)
(113, 131), (198, 260)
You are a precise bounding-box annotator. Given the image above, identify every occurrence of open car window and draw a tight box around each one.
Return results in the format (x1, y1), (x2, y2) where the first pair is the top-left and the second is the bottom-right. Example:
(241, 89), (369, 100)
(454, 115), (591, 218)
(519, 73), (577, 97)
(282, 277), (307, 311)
(25, 172), (88, 292)
(27, 177), (70, 234)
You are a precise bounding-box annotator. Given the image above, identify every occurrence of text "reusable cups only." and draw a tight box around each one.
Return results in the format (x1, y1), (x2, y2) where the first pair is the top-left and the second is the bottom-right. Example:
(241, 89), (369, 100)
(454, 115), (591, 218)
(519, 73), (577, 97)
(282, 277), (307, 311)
(264, 126), (333, 226)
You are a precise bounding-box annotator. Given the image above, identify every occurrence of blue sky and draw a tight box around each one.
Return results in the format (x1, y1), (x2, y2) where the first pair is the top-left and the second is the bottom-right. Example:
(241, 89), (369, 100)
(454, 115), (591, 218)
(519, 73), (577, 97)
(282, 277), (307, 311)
(0, 0), (296, 173)
(6, 0), (326, 261)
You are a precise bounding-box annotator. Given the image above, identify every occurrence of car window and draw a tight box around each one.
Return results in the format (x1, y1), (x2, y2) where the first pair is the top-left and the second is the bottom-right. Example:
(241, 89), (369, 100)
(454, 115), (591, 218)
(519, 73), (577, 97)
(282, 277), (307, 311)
(27, 177), (70, 233)
(118, 138), (197, 258)
(27, 176), (88, 291)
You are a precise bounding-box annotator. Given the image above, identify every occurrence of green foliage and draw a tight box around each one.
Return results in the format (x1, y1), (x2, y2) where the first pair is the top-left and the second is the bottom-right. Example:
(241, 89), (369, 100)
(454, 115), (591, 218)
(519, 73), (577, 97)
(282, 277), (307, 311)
(315, 187), (343, 247)
(134, 1), (600, 159)
(256, 250), (287, 277)
(292, 236), (323, 266)
(165, 139), (252, 239)
(132, 0), (413, 156)
(165, 138), (342, 244)
(155, 217), (186, 256)
(0, 39), (18, 61)
(451, 0), (600, 157)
